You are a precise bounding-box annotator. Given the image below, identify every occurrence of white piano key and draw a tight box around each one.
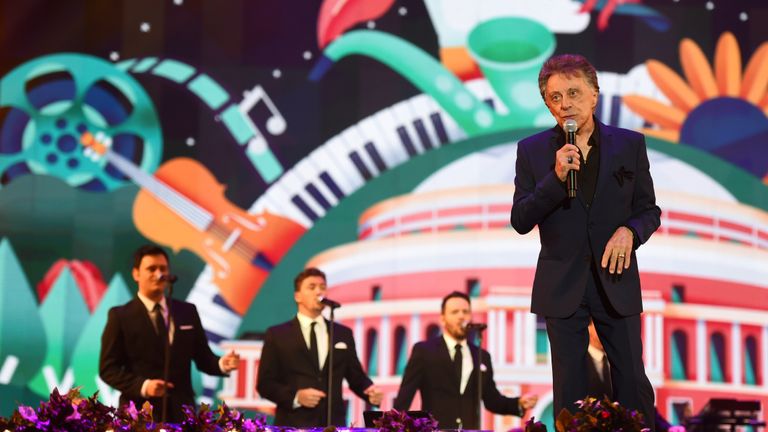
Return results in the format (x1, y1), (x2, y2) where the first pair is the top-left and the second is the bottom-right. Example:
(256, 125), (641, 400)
(341, 126), (382, 178)
(261, 180), (313, 227)
(278, 169), (327, 220)
(293, 157), (340, 207)
(465, 79), (497, 111)
(357, 116), (406, 168)
(390, 100), (429, 154)
(372, 107), (419, 162)
(408, 94), (445, 149)
(434, 100), (467, 143)
(597, 72), (620, 125)
(324, 135), (367, 189)
(307, 146), (355, 197)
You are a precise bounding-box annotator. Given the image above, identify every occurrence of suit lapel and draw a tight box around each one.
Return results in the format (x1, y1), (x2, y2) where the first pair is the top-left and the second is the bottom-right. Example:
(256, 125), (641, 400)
(437, 338), (461, 389)
(130, 298), (164, 346)
(291, 318), (319, 373)
(593, 122), (615, 203)
(467, 343), (481, 391)
(320, 320), (332, 373)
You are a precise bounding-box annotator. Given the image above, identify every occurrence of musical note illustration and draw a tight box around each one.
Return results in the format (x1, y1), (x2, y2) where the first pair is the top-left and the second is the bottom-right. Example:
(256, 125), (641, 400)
(240, 84), (287, 135)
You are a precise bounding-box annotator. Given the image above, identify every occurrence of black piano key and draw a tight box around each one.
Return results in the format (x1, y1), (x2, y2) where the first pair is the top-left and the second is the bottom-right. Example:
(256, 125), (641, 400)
(364, 142), (388, 172)
(291, 195), (319, 221)
(349, 150), (374, 181)
(305, 183), (332, 210)
(320, 171), (345, 200)
(429, 113), (450, 145)
(397, 126), (419, 157)
(412, 119), (433, 150)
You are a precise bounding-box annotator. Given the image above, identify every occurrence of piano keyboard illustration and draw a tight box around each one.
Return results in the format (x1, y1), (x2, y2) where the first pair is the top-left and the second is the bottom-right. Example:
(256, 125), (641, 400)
(249, 68), (662, 228)
(248, 80), (501, 227)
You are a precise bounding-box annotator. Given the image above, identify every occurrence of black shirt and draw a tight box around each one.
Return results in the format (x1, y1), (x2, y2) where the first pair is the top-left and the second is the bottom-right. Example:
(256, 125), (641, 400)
(556, 121), (601, 207)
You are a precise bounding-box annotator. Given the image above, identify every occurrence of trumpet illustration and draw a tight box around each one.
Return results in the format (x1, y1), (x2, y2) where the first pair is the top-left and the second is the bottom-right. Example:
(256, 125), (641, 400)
(310, 17), (557, 136)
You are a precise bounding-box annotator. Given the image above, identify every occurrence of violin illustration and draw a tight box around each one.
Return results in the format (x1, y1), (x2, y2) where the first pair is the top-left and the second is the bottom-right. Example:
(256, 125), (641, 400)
(81, 132), (306, 315)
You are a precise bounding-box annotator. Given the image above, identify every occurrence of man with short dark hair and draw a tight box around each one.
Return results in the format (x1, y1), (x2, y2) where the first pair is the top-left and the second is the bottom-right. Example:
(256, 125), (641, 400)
(257, 267), (382, 427)
(100, 244), (240, 423)
(393, 291), (537, 429)
(511, 54), (660, 429)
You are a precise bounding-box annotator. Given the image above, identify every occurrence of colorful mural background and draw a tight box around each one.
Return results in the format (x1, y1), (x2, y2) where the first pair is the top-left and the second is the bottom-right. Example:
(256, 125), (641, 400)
(1, 0), (767, 428)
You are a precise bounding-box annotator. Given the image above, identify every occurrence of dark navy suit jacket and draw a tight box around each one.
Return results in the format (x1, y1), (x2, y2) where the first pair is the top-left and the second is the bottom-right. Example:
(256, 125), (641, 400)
(256, 317), (373, 427)
(510, 121), (661, 317)
(393, 336), (521, 429)
(99, 298), (225, 423)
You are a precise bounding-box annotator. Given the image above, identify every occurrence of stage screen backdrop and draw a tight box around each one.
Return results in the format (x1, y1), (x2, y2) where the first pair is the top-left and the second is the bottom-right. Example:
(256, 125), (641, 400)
(1, 0), (767, 428)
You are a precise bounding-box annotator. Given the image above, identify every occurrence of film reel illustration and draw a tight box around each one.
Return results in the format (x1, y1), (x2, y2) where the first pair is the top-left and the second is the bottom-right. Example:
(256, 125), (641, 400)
(0, 54), (163, 191)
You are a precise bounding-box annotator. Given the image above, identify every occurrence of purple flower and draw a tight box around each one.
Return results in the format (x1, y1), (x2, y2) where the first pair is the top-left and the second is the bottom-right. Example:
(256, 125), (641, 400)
(18, 405), (37, 422)
(125, 400), (139, 420)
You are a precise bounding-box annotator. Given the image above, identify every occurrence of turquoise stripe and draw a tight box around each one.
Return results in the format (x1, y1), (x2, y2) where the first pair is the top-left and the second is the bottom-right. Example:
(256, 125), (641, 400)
(152, 59), (195, 83)
(132, 57), (159, 73)
(246, 145), (283, 182)
(220, 106), (252, 144)
(188, 74), (228, 109)
(115, 59), (138, 71)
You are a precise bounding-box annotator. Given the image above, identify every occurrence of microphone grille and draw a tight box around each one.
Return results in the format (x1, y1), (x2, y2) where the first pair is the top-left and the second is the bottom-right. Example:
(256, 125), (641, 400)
(564, 119), (578, 133)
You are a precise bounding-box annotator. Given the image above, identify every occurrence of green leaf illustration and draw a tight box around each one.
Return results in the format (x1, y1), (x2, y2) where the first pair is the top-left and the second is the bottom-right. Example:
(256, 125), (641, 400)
(28, 265), (90, 396)
(0, 238), (46, 386)
(70, 274), (132, 400)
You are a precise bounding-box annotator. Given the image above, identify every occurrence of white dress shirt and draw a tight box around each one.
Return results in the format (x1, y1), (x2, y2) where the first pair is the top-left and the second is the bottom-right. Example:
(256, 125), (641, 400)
(297, 312), (329, 370)
(443, 333), (473, 394)
(137, 292), (174, 344)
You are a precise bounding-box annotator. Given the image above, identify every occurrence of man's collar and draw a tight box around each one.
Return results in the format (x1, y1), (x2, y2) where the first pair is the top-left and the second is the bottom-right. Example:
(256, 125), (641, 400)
(137, 292), (166, 312)
(442, 332), (467, 349)
(297, 312), (323, 327)
(553, 116), (601, 147)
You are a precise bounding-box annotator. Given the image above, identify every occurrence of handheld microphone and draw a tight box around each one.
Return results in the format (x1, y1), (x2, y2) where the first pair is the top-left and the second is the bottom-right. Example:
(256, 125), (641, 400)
(463, 322), (488, 331)
(564, 119), (578, 199)
(318, 296), (341, 308)
(159, 274), (179, 284)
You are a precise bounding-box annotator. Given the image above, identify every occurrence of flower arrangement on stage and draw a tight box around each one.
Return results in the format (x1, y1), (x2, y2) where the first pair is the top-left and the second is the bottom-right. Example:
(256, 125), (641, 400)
(522, 397), (649, 432)
(0, 387), (266, 432)
(373, 409), (438, 432)
(553, 396), (649, 432)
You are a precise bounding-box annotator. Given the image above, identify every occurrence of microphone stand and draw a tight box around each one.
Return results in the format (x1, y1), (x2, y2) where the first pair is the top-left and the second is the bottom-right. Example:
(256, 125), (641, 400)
(474, 326), (487, 429)
(326, 303), (339, 427)
(160, 278), (175, 424)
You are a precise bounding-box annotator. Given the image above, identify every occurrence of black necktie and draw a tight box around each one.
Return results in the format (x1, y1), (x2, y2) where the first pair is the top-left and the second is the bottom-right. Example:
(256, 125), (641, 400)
(309, 321), (320, 371)
(153, 303), (168, 342)
(453, 343), (462, 390)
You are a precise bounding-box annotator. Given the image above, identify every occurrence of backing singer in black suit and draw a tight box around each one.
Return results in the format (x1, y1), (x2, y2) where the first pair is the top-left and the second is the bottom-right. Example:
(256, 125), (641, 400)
(510, 54), (660, 430)
(256, 267), (382, 427)
(393, 291), (537, 429)
(100, 244), (240, 423)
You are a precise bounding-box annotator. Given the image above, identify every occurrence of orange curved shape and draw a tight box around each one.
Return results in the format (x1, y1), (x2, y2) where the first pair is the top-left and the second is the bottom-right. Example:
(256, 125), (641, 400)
(622, 95), (686, 130)
(645, 59), (699, 112)
(133, 158), (306, 315)
(639, 127), (680, 143)
(440, 47), (483, 81)
(317, 0), (395, 48)
(714, 32), (742, 97)
(741, 43), (768, 104)
(679, 38), (718, 100)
